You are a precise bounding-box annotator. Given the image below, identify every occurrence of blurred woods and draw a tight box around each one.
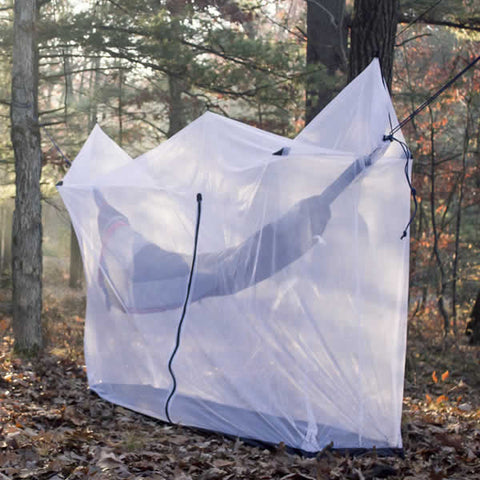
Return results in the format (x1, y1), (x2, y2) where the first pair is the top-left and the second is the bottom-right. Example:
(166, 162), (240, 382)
(394, 0), (480, 340)
(0, 0), (479, 341)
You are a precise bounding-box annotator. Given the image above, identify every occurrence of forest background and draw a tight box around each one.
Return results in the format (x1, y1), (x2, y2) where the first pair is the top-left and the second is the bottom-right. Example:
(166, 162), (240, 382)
(0, 0), (480, 479)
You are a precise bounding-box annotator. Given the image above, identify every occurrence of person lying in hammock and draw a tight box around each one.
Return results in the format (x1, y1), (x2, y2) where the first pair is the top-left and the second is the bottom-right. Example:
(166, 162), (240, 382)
(95, 150), (378, 314)
(95, 188), (331, 314)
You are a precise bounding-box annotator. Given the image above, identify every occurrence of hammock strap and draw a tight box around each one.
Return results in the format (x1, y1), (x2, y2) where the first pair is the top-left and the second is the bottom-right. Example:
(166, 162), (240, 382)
(164, 193), (203, 423)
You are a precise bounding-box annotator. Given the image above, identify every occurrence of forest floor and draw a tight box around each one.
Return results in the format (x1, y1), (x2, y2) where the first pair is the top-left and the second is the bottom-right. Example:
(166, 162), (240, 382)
(0, 283), (480, 480)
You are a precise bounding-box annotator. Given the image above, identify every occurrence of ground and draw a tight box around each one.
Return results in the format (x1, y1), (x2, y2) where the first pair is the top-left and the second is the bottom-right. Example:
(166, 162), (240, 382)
(0, 285), (479, 480)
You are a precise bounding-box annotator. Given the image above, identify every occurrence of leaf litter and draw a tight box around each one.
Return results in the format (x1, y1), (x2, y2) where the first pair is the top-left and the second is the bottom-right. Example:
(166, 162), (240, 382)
(0, 291), (479, 479)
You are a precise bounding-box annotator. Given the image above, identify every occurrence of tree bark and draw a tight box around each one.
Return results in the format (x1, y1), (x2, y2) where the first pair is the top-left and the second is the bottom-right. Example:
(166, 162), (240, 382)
(451, 101), (470, 333)
(0, 204), (12, 277)
(349, 0), (398, 90)
(69, 225), (83, 289)
(306, 0), (347, 124)
(428, 108), (449, 336)
(466, 290), (480, 345)
(118, 64), (124, 146)
(88, 57), (101, 129)
(167, 74), (187, 137)
(10, 0), (43, 355)
(61, 48), (84, 290)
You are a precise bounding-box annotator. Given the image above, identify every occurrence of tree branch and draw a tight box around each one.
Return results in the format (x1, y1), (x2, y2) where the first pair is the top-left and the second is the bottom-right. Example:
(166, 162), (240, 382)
(399, 16), (480, 32)
(395, 33), (431, 48)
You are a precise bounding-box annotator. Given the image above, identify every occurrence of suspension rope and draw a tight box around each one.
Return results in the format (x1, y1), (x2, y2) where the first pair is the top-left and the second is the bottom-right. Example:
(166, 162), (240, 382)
(395, 0), (444, 39)
(389, 54), (480, 136)
(164, 193), (203, 424)
(41, 126), (72, 166)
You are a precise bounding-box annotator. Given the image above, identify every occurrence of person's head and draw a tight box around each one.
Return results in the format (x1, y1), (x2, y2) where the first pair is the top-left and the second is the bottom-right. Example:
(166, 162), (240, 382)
(93, 188), (129, 235)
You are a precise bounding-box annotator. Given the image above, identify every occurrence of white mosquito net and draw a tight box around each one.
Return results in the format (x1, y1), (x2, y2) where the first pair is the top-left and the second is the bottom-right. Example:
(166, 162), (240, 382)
(58, 59), (410, 453)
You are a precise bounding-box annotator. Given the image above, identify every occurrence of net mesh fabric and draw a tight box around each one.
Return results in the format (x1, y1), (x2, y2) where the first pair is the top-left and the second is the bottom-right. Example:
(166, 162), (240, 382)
(58, 59), (410, 452)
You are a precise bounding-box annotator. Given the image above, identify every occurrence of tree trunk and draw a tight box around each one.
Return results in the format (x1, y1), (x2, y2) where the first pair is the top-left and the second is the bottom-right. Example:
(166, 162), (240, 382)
(88, 57), (101, 129)
(166, 8), (187, 138)
(428, 108), (449, 335)
(63, 48), (73, 122)
(70, 56), (100, 289)
(349, 0), (398, 90)
(466, 290), (480, 345)
(118, 64), (124, 146)
(10, 0), (43, 355)
(306, 0), (347, 124)
(0, 203), (13, 277)
(451, 101), (470, 333)
(69, 225), (83, 289)
(167, 74), (186, 138)
(60, 48), (84, 290)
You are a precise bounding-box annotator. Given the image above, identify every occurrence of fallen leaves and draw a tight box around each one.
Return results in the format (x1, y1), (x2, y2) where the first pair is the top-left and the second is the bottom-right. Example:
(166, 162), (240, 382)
(0, 297), (480, 479)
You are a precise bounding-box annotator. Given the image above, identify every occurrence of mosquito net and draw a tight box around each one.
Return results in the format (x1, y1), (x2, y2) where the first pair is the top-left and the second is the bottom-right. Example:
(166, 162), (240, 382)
(58, 59), (410, 453)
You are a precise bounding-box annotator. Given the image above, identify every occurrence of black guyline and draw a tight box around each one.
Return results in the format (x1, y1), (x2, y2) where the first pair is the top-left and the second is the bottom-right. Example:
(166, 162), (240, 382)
(385, 53), (479, 238)
(384, 135), (417, 240)
(396, 0), (444, 39)
(389, 54), (480, 136)
(164, 193), (203, 424)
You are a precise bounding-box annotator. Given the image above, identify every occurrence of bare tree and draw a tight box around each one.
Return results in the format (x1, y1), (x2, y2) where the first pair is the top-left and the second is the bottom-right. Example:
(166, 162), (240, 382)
(452, 99), (471, 333)
(10, 0), (43, 355)
(427, 107), (449, 335)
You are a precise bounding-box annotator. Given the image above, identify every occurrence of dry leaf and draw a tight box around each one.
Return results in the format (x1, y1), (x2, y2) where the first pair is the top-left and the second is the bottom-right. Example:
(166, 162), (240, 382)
(436, 395), (448, 405)
(0, 319), (9, 333)
(212, 459), (234, 468)
(169, 434), (190, 445)
(198, 468), (226, 480)
(1, 292), (480, 480)
(429, 468), (445, 480)
(97, 448), (128, 473)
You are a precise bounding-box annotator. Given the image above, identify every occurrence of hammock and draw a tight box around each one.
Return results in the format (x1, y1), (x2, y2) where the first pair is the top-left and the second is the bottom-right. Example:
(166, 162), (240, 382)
(96, 144), (387, 314)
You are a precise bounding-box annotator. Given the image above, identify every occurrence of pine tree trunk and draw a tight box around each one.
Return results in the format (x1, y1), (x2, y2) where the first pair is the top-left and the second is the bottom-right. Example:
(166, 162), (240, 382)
(349, 0), (398, 90)
(167, 74), (186, 138)
(166, 10), (187, 138)
(88, 57), (101, 129)
(306, 0), (347, 124)
(10, 0), (43, 355)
